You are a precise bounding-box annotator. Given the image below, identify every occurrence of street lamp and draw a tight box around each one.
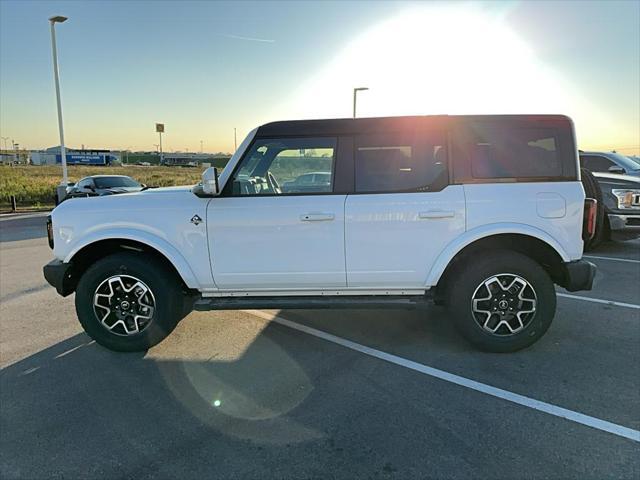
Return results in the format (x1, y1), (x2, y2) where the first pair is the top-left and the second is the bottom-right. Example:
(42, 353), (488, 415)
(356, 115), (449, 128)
(49, 15), (69, 196)
(353, 87), (369, 118)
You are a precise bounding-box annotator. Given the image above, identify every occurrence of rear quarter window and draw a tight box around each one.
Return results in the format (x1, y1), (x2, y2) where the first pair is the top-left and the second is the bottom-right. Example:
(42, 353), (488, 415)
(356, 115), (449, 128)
(451, 118), (577, 182)
(471, 128), (561, 178)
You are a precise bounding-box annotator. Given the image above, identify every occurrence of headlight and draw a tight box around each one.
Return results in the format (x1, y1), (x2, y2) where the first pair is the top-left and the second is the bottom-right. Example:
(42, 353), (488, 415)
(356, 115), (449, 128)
(612, 189), (640, 209)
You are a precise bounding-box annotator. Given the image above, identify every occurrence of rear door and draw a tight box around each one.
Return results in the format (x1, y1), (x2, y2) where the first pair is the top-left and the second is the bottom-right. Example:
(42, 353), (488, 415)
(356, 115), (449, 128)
(344, 123), (466, 288)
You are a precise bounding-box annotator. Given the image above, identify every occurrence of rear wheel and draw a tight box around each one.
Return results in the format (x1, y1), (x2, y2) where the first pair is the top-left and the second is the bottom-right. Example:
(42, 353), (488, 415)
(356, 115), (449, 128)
(75, 252), (184, 351)
(446, 250), (556, 352)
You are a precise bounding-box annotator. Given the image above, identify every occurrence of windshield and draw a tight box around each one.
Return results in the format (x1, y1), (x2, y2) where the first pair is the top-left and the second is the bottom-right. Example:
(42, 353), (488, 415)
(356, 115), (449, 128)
(94, 176), (141, 188)
(628, 155), (640, 167)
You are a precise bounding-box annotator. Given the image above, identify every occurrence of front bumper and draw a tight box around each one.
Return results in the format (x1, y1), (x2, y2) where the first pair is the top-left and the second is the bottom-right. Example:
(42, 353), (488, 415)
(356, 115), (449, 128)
(560, 259), (596, 292)
(608, 213), (640, 240)
(43, 259), (75, 297)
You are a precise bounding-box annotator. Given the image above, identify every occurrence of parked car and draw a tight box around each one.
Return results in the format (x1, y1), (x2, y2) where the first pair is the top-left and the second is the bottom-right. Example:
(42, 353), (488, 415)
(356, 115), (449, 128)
(64, 175), (145, 200)
(579, 151), (640, 177)
(44, 115), (596, 354)
(282, 172), (332, 193)
(591, 171), (640, 241)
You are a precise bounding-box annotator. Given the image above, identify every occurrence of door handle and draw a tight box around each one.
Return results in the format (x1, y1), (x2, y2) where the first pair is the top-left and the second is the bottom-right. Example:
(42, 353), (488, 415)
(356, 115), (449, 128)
(418, 210), (455, 219)
(300, 213), (335, 222)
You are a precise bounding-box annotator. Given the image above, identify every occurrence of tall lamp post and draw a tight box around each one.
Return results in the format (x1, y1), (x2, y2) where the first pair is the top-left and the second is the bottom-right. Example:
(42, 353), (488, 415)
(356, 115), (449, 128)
(49, 15), (69, 204)
(353, 87), (369, 118)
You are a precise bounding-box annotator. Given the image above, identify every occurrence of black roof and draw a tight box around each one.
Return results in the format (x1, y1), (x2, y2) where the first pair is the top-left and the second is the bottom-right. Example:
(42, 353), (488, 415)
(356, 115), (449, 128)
(256, 114), (572, 137)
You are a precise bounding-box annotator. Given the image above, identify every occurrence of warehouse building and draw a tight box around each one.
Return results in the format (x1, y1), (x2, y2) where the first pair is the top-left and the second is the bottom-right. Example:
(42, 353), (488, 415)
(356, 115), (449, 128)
(31, 146), (120, 166)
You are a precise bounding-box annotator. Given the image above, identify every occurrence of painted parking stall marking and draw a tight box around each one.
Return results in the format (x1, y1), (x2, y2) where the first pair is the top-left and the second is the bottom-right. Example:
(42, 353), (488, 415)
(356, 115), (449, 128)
(557, 292), (640, 310)
(247, 310), (640, 443)
(584, 255), (640, 265)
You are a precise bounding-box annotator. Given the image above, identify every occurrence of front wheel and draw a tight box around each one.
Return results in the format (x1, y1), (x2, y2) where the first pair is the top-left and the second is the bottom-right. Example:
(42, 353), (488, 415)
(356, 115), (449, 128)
(75, 252), (184, 352)
(446, 250), (556, 352)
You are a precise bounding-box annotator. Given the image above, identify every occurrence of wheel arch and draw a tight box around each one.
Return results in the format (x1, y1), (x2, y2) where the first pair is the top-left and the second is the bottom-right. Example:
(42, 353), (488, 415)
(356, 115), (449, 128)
(64, 232), (200, 294)
(427, 226), (570, 290)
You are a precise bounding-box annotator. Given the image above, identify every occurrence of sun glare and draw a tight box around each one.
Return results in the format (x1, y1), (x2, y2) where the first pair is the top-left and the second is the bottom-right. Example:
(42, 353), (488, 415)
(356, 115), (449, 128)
(279, 6), (614, 146)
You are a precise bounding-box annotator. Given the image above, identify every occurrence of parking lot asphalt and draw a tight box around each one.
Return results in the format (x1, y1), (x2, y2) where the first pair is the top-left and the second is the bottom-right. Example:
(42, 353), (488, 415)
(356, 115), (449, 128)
(1, 215), (639, 479)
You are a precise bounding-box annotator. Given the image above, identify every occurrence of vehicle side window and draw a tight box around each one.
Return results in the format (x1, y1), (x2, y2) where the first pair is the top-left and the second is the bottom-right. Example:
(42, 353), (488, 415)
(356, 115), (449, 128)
(469, 128), (561, 179)
(580, 155), (615, 172)
(229, 137), (336, 196)
(354, 132), (448, 193)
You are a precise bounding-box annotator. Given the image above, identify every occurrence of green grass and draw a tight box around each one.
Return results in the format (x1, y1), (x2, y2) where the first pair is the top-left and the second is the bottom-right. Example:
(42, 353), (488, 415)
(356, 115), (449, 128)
(0, 165), (214, 208)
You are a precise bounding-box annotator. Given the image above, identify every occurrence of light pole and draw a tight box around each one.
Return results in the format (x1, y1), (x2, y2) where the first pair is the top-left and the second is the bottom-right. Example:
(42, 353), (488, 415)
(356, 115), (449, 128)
(49, 15), (69, 190)
(353, 87), (369, 118)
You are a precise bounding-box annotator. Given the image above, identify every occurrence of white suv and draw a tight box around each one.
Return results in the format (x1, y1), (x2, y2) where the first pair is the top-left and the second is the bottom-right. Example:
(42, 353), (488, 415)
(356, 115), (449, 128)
(44, 115), (596, 353)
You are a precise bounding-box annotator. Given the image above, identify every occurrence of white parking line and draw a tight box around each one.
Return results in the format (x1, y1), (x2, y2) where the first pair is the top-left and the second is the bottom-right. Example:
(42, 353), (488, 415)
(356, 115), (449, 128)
(557, 293), (640, 310)
(584, 255), (640, 264)
(247, 310), (640, 443)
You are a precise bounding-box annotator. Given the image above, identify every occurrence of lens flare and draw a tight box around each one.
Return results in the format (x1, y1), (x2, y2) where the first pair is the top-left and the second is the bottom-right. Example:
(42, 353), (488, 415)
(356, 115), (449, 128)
(276, 5), (613, 147)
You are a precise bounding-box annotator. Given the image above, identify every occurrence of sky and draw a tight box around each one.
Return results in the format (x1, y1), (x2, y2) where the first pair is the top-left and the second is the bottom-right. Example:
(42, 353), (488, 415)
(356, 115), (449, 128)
(0, 0), (638, 155)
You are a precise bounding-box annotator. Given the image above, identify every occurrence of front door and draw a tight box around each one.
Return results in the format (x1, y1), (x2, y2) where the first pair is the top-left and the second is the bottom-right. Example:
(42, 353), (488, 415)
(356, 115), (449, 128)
(207, 136), (347, 290)
(345, 128), (465, 288)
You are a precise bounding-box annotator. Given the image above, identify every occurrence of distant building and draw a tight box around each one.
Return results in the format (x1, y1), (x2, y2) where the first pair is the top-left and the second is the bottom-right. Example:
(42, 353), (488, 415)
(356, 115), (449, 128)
(31, 146), (121, 166)
(163, 152), (230, 167)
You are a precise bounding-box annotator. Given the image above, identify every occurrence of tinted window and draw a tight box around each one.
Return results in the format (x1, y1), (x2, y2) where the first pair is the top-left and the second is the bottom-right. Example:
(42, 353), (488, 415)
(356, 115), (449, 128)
(470, 128), (561, 178)
(355, 132), (448, 193)
(94, 176), (140, 188)
(230, 137), (336, 195)
(580, 155), (622, 172)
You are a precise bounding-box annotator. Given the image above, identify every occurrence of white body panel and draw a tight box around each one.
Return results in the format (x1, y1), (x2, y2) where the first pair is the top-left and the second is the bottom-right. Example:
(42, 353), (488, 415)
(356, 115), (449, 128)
(51, 186), (213, 290)
(344, 186), (466, 287)
(206, 195), (347, 289)
(463, 182), (584, 261)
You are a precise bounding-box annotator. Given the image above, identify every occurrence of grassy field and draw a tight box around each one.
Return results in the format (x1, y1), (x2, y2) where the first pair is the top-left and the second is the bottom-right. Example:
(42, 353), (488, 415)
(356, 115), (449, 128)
(0, 165), (208, 210)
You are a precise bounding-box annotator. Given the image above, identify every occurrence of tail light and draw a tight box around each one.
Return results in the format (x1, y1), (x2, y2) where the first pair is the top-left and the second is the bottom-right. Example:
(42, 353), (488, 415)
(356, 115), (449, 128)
(582, 198), (597, 242)
(46, 215), (54, 249)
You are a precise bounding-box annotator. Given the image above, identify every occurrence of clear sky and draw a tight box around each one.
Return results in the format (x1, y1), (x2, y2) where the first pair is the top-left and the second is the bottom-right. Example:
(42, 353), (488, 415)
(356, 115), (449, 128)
(1, 0), (638, 154)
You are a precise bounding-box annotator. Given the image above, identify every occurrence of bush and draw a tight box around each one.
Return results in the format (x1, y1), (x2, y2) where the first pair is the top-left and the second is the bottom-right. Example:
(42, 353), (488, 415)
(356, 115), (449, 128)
(0, 165), (210, 208)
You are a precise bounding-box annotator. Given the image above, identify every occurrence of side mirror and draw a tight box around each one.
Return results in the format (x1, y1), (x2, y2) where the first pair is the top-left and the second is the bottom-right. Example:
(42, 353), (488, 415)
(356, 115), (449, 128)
(202, 167), (220, 195)
(608, 165), (625, 174)
(67, 182), (75, 187)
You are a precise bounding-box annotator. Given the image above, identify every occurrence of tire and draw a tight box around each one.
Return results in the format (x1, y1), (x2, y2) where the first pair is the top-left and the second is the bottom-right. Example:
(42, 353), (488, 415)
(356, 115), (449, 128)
(580, 168), (606, 250)
(75, 252), (183, 352)
(446, 250), (556, 353)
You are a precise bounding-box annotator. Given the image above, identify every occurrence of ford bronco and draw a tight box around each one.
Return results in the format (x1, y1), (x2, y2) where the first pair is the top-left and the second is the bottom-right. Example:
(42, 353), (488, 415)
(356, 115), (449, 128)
(44, 115), (596, 353)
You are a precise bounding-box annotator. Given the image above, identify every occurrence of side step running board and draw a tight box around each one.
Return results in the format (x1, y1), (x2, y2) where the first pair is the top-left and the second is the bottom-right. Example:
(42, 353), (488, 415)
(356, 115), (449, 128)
(193, 294), (433, 311)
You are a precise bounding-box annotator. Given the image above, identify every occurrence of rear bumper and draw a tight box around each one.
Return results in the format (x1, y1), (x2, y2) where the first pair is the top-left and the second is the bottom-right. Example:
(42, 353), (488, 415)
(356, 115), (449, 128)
(560, 259), (596, 292)
(43, 259), (75, 297)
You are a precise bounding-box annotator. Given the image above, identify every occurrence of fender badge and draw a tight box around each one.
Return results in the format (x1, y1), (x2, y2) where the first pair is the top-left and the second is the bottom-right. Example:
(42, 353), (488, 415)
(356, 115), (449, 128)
(190, 214), (203, 225)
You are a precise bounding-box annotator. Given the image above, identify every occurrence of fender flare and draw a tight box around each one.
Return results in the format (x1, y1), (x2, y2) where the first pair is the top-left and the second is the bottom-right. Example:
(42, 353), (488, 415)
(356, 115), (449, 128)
(64, 228), (200, 289)
(425, 223), (571, 287)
